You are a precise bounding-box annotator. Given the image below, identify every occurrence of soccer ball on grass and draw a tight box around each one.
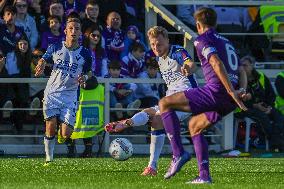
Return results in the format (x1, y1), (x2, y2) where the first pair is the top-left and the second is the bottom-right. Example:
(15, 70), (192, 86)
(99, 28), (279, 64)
(109, 138), (133, 161)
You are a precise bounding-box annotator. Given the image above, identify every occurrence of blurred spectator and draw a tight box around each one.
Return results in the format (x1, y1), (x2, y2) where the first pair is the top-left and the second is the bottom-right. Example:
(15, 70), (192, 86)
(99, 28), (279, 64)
(215, 6), (245, 55)
(40, 0), (65, 32)
(121, 25), (147, 58)
(0, 51), (4, 72)
(0, 50), (7, 118)
(1, 35), (32, 132)
(0, 6), (26, 55)
(102, 11), (125, 61)
(176, 5), (202, 30)
(104, 60), (140, 119)
(61, 0), (85, 18)
(81, 0), (104, 33)
(135, 57), (161, 108)
(243, 6), (259, 32)
(41, 15), (65, 50)
(259, 5), (284, 61)
(275, 71), (284, 115)
(236, 55), (284, 151)
(245, 9), (269, 61)
(0, 6), (27, 121)
(97, 0), (127, 29)
(29, 48), (45, 116)
(14, 0), (39, 50)
(121, 41), (145, 78)
(28, 0), (46, 32)
(83, 26), (108, 77)
(123, 0), (145, 32)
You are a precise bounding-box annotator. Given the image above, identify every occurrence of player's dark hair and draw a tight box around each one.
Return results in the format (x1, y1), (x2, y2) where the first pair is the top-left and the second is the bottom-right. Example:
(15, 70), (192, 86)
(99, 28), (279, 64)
(194, 7), (217, 28)
(108, 60), (121, 70)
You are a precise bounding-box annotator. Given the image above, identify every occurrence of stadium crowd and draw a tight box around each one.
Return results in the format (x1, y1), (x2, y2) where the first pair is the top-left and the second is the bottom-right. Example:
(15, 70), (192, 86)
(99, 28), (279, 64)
(0, 0), (283, 155)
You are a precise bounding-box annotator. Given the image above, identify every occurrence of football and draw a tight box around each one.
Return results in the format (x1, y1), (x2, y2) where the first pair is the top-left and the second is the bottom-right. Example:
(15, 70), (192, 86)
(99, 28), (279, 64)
(109, 138), (133, 161)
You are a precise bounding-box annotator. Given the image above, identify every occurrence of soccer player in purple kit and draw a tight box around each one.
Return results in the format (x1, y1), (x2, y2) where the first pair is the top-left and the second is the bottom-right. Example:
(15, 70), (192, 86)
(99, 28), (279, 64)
(158, 7), (248, 183)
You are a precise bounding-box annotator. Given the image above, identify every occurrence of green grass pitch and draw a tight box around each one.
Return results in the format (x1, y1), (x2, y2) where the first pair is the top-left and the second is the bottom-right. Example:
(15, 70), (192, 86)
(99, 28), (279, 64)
(0, 156), (283, 189)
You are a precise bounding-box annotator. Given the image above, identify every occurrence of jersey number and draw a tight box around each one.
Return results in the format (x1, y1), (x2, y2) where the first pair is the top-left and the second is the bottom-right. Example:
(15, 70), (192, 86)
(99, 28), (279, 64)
(225, 43), (238, 71)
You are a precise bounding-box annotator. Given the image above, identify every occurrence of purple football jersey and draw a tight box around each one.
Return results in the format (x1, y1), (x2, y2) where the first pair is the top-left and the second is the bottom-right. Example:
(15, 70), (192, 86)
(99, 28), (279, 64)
(41, 31), (65, 50)
(102, 27), (125, 60)
(194, 28), (239, 88)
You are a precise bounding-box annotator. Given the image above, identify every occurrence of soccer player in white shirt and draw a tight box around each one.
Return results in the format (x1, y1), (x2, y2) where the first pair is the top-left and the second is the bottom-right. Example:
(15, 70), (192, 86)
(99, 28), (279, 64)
(35, 13), (92, 165)
(105, 26), (197, 176)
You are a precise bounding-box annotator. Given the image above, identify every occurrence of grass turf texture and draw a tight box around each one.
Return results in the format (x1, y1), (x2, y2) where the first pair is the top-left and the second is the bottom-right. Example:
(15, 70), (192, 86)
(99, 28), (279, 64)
(0, 157), (283, 189)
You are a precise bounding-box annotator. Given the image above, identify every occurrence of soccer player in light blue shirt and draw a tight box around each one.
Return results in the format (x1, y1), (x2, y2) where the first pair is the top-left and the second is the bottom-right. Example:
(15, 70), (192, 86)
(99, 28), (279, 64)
(105, 26), (197, 177)
(35, 14), (92, 165)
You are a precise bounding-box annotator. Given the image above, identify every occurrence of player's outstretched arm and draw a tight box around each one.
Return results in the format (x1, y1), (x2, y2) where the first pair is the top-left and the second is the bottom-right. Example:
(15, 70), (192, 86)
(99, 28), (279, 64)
(209, 54), (248, 111)
(35, 58), (46, 77)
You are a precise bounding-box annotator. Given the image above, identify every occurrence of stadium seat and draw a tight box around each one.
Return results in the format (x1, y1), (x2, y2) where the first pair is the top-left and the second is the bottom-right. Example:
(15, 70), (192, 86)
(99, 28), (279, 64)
(234, 117), (269, 152)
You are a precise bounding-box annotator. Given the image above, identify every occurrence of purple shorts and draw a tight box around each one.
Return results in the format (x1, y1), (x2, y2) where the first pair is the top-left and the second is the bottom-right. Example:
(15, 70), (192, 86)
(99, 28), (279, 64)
(184, 84), (236, 124)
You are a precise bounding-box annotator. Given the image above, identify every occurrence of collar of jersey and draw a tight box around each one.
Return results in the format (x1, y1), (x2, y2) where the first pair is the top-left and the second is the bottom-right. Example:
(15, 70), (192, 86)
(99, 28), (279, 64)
(63, 41), (80, 51)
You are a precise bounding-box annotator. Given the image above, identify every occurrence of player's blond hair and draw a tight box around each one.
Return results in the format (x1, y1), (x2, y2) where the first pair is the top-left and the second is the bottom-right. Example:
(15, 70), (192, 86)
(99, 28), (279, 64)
(147, 26), (168, 39)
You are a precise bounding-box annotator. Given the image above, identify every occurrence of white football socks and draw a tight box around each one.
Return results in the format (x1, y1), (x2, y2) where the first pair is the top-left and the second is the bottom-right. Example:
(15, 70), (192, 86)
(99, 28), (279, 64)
(44, 136), (55, 162)
(148, 133), (165, 170)
(130, 111), (150, 126)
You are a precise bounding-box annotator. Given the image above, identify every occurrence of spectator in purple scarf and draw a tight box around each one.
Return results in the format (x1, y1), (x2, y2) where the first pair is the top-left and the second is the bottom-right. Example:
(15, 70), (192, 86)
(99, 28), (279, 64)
(121, 41), (145, 78)
(102, 11), (125, 61)
(121, 25), (147, 58)
(40, 0), (65, 32)
(60, 0), (85, 17)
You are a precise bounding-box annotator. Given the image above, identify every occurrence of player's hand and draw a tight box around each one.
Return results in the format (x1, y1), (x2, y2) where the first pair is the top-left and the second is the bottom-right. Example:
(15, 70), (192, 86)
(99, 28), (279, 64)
(78, 74), (86, 88)
(35, 59), (46, 77)
(237, 89), (251, 101)
(229, 90), (248, 111)
(181, 64), (191, 76)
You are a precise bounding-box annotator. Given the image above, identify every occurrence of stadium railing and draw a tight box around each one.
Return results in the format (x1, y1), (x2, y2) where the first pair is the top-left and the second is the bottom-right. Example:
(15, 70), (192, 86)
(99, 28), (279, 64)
(0, 64), (279, 154)
(0, 77), (228, 154)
